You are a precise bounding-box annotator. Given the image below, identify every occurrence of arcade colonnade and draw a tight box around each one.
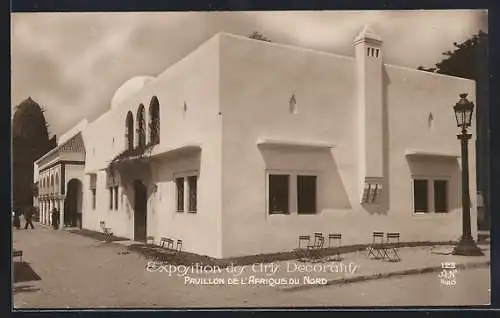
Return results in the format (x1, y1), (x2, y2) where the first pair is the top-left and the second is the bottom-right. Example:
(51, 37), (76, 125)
(38, 185), (65, 229)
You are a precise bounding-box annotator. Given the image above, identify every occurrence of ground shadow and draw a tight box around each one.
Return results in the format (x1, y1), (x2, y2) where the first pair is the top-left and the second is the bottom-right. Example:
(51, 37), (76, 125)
(13, 262), (41, 283)
(68, 228), (129, 242)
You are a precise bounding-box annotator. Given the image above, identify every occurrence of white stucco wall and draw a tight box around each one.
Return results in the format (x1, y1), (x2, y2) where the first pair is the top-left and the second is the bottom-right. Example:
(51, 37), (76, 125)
(81, 34), (223, 257)
(52, 31), (477, 259)
(218, 33), (477, 257)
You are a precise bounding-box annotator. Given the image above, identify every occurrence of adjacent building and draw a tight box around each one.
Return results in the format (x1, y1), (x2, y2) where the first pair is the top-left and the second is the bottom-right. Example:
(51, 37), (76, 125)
(34, 26), (478, 258)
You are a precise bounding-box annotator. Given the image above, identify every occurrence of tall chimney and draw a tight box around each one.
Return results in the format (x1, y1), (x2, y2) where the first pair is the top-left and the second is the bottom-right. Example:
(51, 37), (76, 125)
(353, 25), (384, 205)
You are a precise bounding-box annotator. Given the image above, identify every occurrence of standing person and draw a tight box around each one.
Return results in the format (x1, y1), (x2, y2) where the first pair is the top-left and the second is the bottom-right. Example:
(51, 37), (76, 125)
(23, 205), (35, 229)
(12, 207), (21, 230)
(51, 207), (60, 230)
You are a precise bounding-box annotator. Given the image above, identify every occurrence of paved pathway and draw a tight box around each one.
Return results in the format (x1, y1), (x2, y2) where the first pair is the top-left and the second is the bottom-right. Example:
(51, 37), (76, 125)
(12, 224), (490, 308)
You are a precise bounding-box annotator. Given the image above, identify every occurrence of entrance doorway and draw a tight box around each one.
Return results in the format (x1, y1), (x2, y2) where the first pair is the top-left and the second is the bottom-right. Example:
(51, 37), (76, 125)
(64, 179), (83, 228)
(134, 179), (147, 242)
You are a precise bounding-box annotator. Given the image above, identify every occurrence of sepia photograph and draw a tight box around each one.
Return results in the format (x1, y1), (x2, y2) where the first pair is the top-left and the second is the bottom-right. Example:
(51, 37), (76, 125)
(11, 9), (490, 308)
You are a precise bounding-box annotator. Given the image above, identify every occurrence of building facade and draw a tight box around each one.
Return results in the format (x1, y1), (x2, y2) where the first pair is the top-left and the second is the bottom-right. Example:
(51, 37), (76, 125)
(34, 26), (478, 258)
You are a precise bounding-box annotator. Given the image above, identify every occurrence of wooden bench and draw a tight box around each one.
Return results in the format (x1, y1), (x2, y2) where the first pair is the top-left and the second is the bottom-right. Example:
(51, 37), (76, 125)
(99, 221), (113, 242)
(159, 237), (174, 249)
(155, 238), (183, 263)
(13, 249), (23, 262)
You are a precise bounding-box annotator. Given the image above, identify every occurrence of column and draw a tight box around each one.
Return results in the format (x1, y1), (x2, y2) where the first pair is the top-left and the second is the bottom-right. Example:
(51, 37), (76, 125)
(49, 199), (53, 225)
(59, 197), (65, 230)
(44, 200), (47, 224)
(41, 200), (45, 224)
(45, 200), (49, 224)
(45, 200), (49, 225)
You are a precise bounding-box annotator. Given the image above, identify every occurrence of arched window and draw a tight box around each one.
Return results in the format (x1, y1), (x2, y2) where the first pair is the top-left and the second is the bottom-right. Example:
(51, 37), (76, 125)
(125, 111), (134, 151)
(137, 104), (146, 148)
(149, 96), (160, 145)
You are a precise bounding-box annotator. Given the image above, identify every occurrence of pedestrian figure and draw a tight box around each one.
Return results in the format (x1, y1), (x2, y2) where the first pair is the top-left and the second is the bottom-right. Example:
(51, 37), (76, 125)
(23, 206), (35, 229)
(51, 207), (60, 230)
(12, 207), (21, 230)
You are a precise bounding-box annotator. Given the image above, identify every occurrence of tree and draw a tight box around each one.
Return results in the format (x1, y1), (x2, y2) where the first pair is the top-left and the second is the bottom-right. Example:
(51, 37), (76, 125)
(12, 97), (56, 210)
(418, 31), (489, 230)
(417, 30), (487, 80)
(249, 32), (272, 42)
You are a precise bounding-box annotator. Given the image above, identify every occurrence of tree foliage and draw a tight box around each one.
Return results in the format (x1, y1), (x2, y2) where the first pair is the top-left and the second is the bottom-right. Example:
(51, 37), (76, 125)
(12, 97), (55, 209)
(249, 32), (272, 42)
(417, 30), (487, 81)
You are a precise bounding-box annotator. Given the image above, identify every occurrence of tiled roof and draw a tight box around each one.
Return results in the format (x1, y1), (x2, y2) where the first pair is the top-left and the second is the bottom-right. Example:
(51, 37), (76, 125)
(60, 132), (85, 154)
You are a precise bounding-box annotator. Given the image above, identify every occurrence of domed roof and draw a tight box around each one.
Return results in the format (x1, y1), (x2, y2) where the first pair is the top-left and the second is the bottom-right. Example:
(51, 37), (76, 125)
(111, 76), (155, 109)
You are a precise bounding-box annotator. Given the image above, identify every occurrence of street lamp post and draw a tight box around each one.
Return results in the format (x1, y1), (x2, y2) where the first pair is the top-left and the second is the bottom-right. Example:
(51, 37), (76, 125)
(452, 93), (484, 256)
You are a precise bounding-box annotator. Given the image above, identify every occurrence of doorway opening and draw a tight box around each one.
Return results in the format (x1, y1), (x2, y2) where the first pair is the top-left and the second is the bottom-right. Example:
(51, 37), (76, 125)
(133, 179), (147, 242)
(64, 179), (83, 228)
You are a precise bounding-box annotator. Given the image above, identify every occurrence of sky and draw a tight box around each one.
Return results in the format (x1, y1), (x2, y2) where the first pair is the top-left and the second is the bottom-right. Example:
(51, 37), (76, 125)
(11, 10), (487, 137)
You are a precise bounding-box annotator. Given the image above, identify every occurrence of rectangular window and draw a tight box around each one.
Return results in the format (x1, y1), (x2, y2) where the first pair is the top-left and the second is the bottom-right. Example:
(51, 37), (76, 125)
(413, 179), (429, 213)
(269, 174), (289, 214)
(176, 178), (184, 212)
(188, 176), (198, 213)
(91, 189), (96, 210)
(297, 175), (317, 214)
(114, 186), (119, 210)
(109, 187), (113, 210)
(434, 180), (448, 213)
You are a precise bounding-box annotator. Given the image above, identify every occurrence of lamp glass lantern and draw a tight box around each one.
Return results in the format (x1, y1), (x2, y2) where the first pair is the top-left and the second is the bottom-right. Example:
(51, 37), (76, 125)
(453, 93), (474, 129)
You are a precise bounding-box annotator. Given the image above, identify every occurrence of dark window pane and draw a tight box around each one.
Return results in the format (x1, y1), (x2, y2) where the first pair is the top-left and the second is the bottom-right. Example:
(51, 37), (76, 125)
(298, 175), (317, 214)
(149, 99), (160, 145)
(414, 179), (428, 212)
(114, 186), (119, 210)
(176, 178), (184, 212)
(109, 188), (113, 210)
(188, 176), (197, 212)
(92, 189), (96, 210)
(269, 175), (289, 214)
(126, 112), (134, 150)
(434, 180), (448, 213)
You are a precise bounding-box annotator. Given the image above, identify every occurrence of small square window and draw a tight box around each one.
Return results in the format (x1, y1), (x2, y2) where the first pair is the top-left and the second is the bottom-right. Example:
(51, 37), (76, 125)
(434, 180), (448, 213)
(91, 189), (96, 210)
(114, 186), (119, 210)
(297, 175), (317, 214)
(188, 176), (198, 213)
(176, 178), (184, 212)
(413, 179), (429, 213)
(269, 174), (289, 214)
(109, 188), (113, 210)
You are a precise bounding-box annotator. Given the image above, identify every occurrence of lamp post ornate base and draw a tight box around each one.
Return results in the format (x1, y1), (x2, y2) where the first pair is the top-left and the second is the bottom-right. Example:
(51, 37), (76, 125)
(452, 236), (484, 256)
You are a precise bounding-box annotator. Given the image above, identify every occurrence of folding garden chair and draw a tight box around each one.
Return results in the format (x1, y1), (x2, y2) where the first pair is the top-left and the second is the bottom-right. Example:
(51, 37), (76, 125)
(367, 231), (385, 259)
(307, 232), (325, 261)
(383, 232), (401, 262)
(294, 235), (311, 261)
(328, 233), (342, 261)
